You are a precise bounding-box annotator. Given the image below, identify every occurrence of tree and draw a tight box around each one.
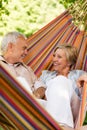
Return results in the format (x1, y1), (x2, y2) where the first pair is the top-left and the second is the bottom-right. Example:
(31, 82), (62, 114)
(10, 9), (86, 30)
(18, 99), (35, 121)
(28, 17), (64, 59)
(0, 0), (9, 17)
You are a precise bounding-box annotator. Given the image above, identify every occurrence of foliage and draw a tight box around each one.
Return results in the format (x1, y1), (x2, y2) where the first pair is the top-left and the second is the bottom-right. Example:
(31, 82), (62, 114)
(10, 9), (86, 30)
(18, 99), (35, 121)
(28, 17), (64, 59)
(1, 0), (84, 44)
(0, 0), (65, 42)
(59, 0), (76, 8)
(0, 0), (9, 17)
(83, 112), (87, 125)
(0, 0), (86, 45)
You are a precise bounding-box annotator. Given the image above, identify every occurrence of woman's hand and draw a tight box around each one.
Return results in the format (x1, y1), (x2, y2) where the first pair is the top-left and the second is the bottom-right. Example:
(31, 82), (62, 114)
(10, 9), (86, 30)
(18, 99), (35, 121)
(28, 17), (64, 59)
(77, 74), (87, 88)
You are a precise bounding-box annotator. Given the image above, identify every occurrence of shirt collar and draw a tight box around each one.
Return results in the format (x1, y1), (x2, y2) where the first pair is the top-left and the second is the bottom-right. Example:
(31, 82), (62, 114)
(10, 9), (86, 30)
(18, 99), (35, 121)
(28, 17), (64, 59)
(0, 55), (24, 67)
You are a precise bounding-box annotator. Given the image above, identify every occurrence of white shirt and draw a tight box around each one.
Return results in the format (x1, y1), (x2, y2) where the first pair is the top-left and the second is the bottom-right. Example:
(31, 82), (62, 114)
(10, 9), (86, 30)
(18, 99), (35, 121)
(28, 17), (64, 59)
(45, 75), (74, 128)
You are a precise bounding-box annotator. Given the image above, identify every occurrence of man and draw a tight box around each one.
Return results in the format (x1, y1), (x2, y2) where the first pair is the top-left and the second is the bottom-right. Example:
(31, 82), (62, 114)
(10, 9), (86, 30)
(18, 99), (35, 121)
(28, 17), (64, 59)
(0, 31), (46, 99)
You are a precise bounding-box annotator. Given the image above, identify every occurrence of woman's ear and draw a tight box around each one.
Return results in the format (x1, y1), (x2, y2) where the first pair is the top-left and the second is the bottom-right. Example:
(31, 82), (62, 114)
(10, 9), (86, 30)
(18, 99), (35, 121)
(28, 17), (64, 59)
(67, 62), (71, 67)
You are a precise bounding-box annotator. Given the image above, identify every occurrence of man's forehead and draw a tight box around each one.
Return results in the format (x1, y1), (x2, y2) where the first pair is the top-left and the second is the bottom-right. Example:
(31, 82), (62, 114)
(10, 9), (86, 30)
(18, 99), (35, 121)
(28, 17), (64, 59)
(18, 35), (27, 40)
(17, 36), (27, 43)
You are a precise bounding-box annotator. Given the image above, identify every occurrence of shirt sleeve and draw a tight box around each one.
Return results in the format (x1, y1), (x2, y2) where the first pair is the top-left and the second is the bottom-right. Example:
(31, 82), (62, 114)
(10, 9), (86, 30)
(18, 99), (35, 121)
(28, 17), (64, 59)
(39, 70), (57, 88)
(34, 79), (46, 90)
(34, 70), (51, 89)
(39, 70), (49, 84)
(69, 70), (87, 98)
(28, 67), (46, 90)
(27, 66), (37, 81)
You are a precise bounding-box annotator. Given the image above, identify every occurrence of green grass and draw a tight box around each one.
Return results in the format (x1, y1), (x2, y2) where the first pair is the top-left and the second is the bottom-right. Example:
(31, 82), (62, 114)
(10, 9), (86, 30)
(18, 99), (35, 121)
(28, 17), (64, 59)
(83, 112), (87, 125)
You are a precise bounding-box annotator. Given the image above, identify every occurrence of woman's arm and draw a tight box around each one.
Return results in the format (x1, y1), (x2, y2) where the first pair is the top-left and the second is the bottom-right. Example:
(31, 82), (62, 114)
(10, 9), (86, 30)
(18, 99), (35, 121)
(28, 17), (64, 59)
(71, 91), (80, 127)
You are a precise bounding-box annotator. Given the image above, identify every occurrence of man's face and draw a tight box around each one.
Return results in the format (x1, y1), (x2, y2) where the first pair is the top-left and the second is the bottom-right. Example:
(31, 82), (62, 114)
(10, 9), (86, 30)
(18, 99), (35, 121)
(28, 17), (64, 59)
(11, 36), (28, 63)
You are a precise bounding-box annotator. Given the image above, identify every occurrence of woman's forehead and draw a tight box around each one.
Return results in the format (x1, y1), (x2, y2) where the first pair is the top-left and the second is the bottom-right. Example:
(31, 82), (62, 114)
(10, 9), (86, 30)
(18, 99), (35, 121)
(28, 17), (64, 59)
(54, 48), (66, 54)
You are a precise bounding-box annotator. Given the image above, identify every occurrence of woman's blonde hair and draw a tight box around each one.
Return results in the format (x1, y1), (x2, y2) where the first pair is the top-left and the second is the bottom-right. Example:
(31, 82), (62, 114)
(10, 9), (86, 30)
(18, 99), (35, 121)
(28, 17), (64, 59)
(54, 44), (78, 68)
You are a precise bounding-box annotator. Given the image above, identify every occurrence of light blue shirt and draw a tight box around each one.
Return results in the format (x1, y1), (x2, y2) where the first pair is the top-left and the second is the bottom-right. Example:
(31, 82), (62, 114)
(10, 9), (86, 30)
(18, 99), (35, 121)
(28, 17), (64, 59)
(40, 69), (86, 97)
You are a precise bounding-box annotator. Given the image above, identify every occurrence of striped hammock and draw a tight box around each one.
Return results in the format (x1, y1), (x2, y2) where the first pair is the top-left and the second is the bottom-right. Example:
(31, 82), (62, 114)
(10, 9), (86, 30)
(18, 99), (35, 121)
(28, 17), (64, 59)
(0, 62), (62, 130)
(0, 10), (87, 129)
(23, 10), (87, 77)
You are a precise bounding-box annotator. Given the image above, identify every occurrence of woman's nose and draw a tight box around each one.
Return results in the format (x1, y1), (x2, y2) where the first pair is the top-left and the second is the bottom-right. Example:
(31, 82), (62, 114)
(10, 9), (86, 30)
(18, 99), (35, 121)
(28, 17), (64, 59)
(53, 56), (58, 61)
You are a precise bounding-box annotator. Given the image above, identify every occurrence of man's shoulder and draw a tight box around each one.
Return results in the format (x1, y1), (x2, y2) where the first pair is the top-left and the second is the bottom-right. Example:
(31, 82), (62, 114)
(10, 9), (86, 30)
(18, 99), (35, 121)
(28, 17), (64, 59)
(0, 55), (4, 61)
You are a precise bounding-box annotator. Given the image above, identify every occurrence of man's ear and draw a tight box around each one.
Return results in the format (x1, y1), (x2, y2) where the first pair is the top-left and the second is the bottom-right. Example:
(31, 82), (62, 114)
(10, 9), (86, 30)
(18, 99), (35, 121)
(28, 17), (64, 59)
(7, 43), (13, 50)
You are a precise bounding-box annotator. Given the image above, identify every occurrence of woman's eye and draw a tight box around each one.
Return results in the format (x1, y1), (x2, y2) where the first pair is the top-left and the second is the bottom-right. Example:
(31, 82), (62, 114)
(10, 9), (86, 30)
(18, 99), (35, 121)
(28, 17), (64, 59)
(53, 54), (55, 57)
(57, 55), (61, 58)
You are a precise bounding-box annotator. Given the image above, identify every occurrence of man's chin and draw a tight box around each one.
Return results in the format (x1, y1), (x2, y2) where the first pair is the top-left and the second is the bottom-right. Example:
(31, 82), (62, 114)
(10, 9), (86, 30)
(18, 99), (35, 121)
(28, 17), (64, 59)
(19, 58), (23, 62)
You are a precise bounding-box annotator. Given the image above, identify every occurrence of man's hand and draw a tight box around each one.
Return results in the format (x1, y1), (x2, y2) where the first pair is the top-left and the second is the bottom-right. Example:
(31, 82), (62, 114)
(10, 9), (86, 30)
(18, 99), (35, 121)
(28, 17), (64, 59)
(33, 87), (46, 99)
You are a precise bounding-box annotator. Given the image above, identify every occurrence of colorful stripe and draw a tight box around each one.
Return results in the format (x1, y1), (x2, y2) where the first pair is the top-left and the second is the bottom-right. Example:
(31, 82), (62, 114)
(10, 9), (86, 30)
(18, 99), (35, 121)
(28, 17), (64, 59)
(23, 10), (87, 76)
(0, 63), (62, 130)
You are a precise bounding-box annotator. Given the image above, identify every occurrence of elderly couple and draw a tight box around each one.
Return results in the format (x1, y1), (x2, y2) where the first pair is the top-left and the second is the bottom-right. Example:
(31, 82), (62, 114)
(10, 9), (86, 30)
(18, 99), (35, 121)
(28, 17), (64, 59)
(0, 32), (87, 130)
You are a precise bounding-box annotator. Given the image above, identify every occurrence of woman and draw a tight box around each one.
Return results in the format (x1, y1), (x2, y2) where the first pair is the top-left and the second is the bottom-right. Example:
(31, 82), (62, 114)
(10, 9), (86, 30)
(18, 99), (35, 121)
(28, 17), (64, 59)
(40, 44), (87, 130)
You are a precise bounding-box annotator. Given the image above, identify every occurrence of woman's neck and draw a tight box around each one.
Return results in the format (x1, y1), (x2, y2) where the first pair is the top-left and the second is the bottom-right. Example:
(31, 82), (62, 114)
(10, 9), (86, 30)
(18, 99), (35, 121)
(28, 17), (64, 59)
(56, 68), (70, 77)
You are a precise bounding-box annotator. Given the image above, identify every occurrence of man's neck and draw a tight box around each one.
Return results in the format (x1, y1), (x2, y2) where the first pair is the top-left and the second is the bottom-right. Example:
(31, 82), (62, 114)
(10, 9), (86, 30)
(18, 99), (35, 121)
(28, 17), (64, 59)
(3, 55), (15, 64)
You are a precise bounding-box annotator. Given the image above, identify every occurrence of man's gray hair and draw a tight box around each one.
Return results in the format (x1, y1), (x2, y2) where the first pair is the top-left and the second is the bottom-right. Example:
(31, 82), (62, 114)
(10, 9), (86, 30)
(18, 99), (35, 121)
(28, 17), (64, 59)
(1, 31), (27, 54)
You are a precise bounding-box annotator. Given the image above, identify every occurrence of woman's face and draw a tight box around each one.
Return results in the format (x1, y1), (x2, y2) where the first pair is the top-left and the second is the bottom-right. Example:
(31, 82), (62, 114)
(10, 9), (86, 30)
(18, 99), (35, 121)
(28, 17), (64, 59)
(52, 48), (70, 73)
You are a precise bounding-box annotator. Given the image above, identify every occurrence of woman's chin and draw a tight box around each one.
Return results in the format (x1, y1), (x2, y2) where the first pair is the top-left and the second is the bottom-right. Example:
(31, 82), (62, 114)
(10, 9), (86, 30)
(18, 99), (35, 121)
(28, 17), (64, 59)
(53, 66), (59, 71)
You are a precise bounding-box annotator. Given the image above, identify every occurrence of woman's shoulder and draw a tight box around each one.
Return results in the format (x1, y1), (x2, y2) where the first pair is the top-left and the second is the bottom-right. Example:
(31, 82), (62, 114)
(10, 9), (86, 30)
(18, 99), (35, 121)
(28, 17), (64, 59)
(69, 69), (86, 79)
(40, 70), (56, 84)
(41, 70), (56, 76)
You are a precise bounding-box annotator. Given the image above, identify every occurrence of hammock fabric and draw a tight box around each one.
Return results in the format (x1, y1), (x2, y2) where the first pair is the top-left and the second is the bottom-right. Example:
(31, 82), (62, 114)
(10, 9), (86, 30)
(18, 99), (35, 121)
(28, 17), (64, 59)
(23, 10), (87, 77)
(0, 63), (62, 130)
(0, 10), (87, 129)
